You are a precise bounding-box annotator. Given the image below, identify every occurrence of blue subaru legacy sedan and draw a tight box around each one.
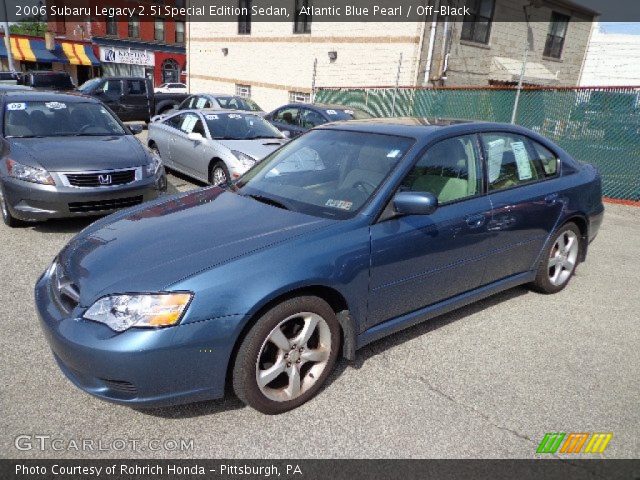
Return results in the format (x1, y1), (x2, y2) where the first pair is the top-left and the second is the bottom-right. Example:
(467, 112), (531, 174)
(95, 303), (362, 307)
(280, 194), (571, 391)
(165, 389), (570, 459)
(35, 118), (604, 414)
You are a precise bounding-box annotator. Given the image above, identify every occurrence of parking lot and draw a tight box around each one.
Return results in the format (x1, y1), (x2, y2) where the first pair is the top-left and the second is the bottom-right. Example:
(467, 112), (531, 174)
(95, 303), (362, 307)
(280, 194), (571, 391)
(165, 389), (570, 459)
(1, 133), (639, 458)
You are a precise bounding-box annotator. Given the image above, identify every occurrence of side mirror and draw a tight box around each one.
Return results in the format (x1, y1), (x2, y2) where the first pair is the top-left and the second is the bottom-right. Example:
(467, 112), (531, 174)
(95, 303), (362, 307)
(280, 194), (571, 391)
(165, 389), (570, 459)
(281, 130), (291, 138)
(128, 123), (144, 135)
(187, 132), (203, 142)
(393, 191), (438, 216)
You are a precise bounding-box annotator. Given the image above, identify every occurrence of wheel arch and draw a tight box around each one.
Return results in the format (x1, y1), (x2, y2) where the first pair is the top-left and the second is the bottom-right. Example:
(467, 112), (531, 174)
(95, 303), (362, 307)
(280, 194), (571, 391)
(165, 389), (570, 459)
(208, 158), (225, 183)
(561, 214), (589, 262)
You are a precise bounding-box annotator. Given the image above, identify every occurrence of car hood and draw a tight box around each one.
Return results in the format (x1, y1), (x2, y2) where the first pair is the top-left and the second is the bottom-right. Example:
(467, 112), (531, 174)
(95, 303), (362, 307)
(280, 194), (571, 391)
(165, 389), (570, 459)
(7, 135), (147, 171)
(58, 188), (334, 305)
(217, 138), (287, 160)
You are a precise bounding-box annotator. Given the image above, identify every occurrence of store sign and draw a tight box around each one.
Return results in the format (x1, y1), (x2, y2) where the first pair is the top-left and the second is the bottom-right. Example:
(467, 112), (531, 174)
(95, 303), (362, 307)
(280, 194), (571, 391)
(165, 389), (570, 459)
(99, 47), (154, 66)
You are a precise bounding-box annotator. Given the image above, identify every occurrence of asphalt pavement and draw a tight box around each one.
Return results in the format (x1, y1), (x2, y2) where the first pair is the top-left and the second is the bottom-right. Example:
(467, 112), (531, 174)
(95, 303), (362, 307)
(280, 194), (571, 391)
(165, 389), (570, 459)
(1, 138), (638, 458)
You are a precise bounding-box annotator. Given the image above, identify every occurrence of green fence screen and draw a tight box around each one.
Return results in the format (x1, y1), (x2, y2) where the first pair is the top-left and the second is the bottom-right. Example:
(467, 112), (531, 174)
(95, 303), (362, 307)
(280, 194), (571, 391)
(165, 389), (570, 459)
(315, 86), (640, 201)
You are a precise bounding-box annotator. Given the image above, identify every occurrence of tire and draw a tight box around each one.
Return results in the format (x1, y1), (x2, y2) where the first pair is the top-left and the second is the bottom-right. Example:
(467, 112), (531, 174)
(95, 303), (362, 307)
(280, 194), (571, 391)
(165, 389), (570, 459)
(149, 143), (169, 174)
(530, 222), (581, 294)
(209, 160), (230, 186)
(0, 185), (23, 228)
(232, 296), (341, 414)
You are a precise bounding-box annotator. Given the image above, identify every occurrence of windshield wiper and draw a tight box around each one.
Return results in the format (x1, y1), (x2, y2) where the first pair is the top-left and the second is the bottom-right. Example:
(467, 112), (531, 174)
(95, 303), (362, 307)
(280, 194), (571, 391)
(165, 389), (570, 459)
(245, 194), (289, 211)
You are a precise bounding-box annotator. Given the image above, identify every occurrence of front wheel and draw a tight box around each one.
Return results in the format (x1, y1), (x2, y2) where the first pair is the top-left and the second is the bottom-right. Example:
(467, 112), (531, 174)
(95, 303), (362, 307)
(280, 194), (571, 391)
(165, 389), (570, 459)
(0, 185), (23, 228)
(209, 161), (230, 186)
(531, 222), (581, 294)
(232, 296), (341, 414)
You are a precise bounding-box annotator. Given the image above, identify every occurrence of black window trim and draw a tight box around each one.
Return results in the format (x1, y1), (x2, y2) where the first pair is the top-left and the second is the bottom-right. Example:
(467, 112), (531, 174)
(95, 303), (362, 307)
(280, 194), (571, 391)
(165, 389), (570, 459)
(293, 0), (312, 34)
(238, 0), (252, 35)
(460, 0), (496, 45)
(475, 130), (562, 195)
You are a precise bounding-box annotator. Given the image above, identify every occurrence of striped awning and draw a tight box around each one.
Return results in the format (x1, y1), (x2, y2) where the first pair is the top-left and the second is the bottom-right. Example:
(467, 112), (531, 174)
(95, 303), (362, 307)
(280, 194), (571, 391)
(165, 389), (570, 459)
(59, 42), (100, 66)
(1, 37), (61, 63)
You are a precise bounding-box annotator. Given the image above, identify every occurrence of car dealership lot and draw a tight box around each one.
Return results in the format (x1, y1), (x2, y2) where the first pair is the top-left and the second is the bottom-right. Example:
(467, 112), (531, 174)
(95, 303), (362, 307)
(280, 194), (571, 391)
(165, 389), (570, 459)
(1, 164), (638, 458)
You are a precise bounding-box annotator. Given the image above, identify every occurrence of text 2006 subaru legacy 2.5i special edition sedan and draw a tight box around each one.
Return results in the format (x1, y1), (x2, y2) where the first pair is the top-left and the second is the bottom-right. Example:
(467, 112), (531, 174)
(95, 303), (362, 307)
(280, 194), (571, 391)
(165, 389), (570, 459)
(0, 91), (166, 226)
(35, 118), (604, 414)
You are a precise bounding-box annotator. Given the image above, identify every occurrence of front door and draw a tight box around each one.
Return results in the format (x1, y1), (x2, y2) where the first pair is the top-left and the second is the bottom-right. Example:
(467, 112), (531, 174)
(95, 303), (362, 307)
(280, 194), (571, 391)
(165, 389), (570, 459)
(172, 112), (209, 181)
(478, 132), (565, 283)
(368, 134), (493, 328)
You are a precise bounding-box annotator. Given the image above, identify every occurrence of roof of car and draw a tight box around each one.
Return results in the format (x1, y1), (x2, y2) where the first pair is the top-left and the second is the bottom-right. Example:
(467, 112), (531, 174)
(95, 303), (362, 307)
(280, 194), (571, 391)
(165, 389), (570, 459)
(0, 91), (97, 103)
(317, 117), (494, 137)
(188, 108), (262, 115)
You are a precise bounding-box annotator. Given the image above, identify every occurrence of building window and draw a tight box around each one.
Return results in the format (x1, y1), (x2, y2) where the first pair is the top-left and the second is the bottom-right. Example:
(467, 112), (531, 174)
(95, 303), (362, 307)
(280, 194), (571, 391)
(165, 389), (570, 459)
(236, 84), (251, 98)
(155, 18), (165, 41)
(460, 0), (495, 44)
(106, 12), (117, 36)
(289, 91), (310, 103)
(238, 0), (252, 34)
(162, 59), (180, 83)
(175, 21), (185, 43)
(128, 15), (140, 38)
(294, 0), (312, 34)
(544, 12), (570, 58)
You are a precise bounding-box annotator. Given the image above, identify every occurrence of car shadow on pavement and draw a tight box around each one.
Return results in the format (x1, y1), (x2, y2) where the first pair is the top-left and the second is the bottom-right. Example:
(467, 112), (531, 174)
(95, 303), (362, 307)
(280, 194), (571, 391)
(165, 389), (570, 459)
(139, 286), (531, 419)
(30, 217), (97, 234)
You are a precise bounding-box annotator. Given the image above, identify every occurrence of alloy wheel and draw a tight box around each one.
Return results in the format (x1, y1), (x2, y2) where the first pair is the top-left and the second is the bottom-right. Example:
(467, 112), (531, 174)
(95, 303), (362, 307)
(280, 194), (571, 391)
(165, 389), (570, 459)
(548, 230), (579, 286)
(255, 312), (332, 402)
(212, 167), (227, 186)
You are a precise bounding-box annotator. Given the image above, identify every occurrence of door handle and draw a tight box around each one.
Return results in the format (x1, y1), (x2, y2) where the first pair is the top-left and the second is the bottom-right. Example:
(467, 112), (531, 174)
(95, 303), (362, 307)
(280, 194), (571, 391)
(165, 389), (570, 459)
(465, 214), (486, 229)
(545, 193), (559, 205)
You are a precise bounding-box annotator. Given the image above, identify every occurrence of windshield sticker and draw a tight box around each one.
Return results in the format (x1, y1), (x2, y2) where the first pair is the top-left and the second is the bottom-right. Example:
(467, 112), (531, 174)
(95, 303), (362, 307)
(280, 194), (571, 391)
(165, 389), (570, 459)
(326, 109), (337, 115)
(45, 102), (67, 110)
(387, 149), (401, 158)
(344, 109), (354, 115)
(205, 114), (218, 120)
(7, 103), (26, 111)
(325, 199), (353, 211)
(487, 138), (505, 183)
(512, 141), (533, 180)
(181, 116), (197, 133)
(228, 113), (242, 119)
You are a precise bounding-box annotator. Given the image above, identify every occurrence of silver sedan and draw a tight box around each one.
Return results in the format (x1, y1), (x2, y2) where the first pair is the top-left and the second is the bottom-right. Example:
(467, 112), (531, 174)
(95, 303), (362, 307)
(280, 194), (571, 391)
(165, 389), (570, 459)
(147, 109), (287, 185)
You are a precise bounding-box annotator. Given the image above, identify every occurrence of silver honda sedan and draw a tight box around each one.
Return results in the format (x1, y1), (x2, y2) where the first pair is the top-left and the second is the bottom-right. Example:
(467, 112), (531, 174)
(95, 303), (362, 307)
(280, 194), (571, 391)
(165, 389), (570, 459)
(147, 109), (287, 185)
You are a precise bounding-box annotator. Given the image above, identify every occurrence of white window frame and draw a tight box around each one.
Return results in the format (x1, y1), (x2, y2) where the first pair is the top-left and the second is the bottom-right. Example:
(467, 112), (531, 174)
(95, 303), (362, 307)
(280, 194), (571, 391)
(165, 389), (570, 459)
(235, 84), (251, 98)
(289, 91), (311, 103)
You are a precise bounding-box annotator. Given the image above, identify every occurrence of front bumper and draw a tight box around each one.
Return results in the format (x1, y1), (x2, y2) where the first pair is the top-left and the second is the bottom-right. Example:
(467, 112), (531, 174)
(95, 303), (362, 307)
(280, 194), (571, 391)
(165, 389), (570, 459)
(2, 170), (166, 222)
(34, 268), (245, 407)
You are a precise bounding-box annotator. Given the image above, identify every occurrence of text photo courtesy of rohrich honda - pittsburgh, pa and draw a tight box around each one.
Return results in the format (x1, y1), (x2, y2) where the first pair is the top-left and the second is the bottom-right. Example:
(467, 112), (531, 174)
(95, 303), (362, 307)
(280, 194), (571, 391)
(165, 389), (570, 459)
(0, 0), (639, 479)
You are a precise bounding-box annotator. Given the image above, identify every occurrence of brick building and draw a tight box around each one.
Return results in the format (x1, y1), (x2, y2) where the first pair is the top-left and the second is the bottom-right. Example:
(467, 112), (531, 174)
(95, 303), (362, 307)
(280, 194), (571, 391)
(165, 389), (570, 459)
(188, 0), (597, 111)
(48, 0), (185, 86)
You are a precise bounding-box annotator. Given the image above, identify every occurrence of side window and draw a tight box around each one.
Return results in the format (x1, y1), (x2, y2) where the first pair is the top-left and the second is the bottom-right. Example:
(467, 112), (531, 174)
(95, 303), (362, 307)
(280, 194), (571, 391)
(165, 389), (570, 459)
(179, 113), (200, 134)
(195, 97), (208, 109)
(165, 113), (185, 130)
(300, 109), (327, 129)
(530, 140), (559, 177)
(273, 107), (300, 126)
(401, 135), (481, 204)
(128, 79), (146, 95)
(179, 96), (194, 109)
(480, 133), (546, 191)
(192, 118), (207, 137)
(102, 80), (123, 97)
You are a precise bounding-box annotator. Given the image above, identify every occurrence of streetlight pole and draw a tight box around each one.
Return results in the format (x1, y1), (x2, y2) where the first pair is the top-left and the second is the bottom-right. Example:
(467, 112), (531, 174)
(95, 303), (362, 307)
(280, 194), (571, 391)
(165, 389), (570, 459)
(1, 0), (17, 72)
(511, 2), (535, 124)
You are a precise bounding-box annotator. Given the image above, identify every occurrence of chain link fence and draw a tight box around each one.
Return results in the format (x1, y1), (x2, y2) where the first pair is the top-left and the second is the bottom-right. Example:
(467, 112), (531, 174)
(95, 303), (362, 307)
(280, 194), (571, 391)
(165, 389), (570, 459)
(315, 86), (640, 201)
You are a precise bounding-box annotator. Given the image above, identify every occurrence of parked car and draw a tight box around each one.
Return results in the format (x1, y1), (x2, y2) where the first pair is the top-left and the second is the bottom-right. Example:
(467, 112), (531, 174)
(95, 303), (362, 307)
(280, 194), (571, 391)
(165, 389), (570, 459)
(150, 93), (265, 122)
(0, 84), (33, 92)
(78, 77), (189, 122)
(265, 103), (372, 138)
(154, 82), (187, 94)
(148, 109), (287, 185)
(0, 71), (20, 84)
(16, 71), (75, 91)
(35, 118), (603, 414)
(0, 91), (166, 227)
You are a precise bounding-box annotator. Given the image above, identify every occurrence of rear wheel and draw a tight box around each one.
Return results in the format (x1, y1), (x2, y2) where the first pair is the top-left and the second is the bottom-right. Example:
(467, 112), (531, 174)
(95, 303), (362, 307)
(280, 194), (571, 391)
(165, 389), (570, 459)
(531, 222), (581, 294)
(232, 296), (341, 414)
(209, 161), (230, 186)
(0, 185), (23, 228)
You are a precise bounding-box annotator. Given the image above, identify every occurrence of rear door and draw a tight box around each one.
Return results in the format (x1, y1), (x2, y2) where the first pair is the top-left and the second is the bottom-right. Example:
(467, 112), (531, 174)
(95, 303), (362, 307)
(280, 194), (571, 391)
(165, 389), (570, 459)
(479, 131), (564, 284)
(97, 79), (124, 118)
(368, 134), (493, 328)
(269, 106), (303, 137)
(121, 78), (150, 121)
(299, 108), (329, 130)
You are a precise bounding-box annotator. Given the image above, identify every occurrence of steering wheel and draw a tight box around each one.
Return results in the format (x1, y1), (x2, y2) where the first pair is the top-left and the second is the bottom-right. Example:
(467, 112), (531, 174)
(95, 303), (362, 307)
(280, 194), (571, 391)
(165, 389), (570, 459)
(352, 180), (377, 196)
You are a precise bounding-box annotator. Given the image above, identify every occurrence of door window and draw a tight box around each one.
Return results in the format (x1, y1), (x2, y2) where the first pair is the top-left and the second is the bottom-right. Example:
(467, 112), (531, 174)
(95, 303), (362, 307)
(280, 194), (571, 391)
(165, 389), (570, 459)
(530, 140), (559, 177)
(128, 79), (146, 95)
(102, 80), (123, 97)
(179, 113), (200, 134)
(480, 133), (549, 191)
(300, 108), (327, 129)
(195, 97), (210, 109)
(400, 135), (482, 204)
(273, 107), (300, 126)
(165, 113), (185, 130)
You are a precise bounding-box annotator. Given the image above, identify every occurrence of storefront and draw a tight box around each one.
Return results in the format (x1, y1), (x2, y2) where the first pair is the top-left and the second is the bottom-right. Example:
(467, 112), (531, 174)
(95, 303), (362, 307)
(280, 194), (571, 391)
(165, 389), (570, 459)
(92, 37), (185, 87)
(55, 41), (101, 86)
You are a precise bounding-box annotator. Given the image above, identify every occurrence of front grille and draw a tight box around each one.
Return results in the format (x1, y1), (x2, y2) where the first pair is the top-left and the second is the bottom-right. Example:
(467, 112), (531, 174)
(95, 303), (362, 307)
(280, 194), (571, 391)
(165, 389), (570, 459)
(50, 262), (80, 314)
(101, 379), (138, 397)
(68, 196), (143, 213)
(65, 169), (137, 187)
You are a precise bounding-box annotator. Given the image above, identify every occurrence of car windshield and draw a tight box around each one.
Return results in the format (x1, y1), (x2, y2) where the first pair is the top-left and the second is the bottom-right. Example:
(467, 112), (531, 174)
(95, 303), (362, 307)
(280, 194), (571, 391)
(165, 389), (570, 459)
(4, 101), (126, 138)
(236, 129), (414, 219)
(204, 112), (282, 140)
(324, 107), (373, 121)
(215, 96), (260, 112)
(78, 78), (102, 92)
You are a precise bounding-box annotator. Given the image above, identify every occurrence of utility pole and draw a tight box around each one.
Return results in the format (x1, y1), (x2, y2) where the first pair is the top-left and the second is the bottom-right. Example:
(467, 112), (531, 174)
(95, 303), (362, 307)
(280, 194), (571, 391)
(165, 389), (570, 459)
(1, 0), (17, 72)
(511, 2), (535, 124)
(311, 57), (317, 104)
(391, 52), (403, 116)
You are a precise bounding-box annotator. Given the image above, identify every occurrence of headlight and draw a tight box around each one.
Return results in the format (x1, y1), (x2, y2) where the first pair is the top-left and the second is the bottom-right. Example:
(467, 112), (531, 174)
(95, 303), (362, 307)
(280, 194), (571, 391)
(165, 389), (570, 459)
(145, 152), (162, 176)
(6, 158), (54, 185)
(231, 150), (256, 169)
(84, 292), (192, 332)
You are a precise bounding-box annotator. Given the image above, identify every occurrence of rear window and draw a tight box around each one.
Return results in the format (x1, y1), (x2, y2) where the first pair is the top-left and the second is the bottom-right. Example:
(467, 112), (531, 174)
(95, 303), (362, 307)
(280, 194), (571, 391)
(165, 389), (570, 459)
(31, 74), (74, 89)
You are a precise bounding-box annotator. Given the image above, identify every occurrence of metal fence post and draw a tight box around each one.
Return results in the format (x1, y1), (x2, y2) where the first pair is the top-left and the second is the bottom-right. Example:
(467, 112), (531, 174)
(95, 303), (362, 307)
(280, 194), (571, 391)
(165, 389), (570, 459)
(311, 57), (318, 104)
(392, 53), (403, 116)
